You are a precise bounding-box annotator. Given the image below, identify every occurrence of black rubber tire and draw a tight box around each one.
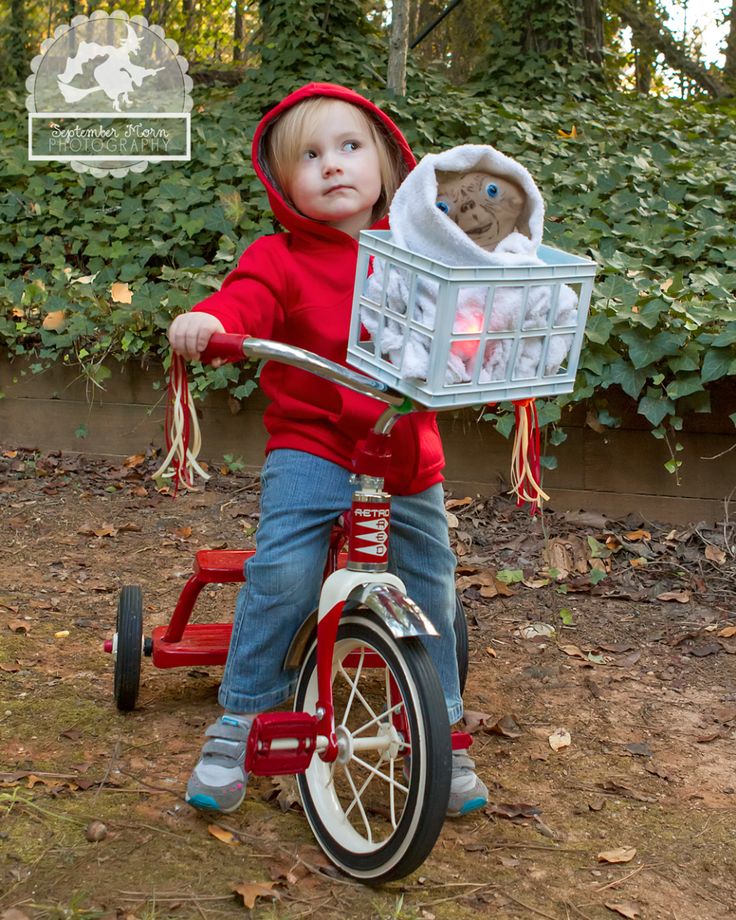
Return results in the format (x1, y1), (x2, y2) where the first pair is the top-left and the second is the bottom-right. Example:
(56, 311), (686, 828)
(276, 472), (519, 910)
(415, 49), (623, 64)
(454, 591), (469, 695)
(114, 585), (143, 712)
(294, 614), (451, 883)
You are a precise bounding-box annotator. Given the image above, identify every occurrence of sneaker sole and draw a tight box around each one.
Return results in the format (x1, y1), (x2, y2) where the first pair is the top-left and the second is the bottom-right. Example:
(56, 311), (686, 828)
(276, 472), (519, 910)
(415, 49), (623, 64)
(186, 790), (245, 814)
(447, 795), (488, 818)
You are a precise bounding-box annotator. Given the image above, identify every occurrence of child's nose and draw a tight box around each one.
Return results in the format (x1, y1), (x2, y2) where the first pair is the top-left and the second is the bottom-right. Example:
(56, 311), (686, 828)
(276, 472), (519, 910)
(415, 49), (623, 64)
(322, 154), (342, 176)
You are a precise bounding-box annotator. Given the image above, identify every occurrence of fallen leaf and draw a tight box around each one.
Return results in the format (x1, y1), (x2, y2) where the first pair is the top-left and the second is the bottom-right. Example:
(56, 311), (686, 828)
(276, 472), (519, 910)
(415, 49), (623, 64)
(519, 622), (556, 639)
(485, 645), (497, 658)
(605, 901), (641, 919)
(656, 590), (691, 603)
(111, 281), (133, 304)
(265, 775), (301, 812)
(78, 523), (118, 538)
(597, 846), (636, 864)
(232, 881), (278, 909)
(487, 714), (522, 738)
(548, 728), (571, 751)
(718, 625), (736, 638)
(704, 544), (727, 565)
(558, 643), (586, 659)
(446, 497), (473, 510)
(624, 530), (651, 542)
(446, 511), (459, 529)
(463, 710), (493, 733)
(7, 620), (30, 634)
(174, 526), (193, 539)
(207, 823), (239, 846)
(487, 802), (541, 819)
(123, 454), (146, 468)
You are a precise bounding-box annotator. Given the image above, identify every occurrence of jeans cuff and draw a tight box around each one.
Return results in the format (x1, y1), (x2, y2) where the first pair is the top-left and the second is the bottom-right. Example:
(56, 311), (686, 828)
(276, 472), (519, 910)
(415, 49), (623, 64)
(219, 676), (297, 714)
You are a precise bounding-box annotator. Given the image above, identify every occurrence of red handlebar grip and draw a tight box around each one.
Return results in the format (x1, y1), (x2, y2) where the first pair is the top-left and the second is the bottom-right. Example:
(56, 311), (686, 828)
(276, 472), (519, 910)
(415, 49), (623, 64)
(199, 333), (249, 365)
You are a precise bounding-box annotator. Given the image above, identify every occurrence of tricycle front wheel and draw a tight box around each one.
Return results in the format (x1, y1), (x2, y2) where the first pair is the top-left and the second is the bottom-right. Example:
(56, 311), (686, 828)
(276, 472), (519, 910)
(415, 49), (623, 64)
(294, 613), (451, 883)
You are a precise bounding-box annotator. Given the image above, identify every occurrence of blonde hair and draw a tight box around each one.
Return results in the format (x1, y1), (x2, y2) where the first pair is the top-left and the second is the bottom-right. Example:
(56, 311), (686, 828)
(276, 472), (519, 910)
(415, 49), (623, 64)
(263, 96), (406, 223)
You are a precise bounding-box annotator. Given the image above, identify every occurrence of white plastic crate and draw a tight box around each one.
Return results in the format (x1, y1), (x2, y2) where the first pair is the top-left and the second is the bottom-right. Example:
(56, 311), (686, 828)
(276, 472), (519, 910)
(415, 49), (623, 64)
(348, 230), (596, 410)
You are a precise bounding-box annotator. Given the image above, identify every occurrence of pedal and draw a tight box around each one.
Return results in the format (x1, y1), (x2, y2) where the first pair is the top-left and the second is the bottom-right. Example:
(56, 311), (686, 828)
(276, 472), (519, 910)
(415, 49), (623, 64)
(451, 730), (473, 751)
(245, 712), (319, 776)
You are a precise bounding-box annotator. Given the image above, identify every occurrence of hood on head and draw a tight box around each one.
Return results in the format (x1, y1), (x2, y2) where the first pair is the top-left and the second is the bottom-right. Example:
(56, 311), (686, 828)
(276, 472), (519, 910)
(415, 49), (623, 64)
(251, 82), (415, 241)
(388, 144), (545, 266)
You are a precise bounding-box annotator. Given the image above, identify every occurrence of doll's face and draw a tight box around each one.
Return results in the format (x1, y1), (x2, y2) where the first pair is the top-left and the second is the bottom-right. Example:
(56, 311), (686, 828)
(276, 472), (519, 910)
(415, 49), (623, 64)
(435, 170), (527, 251)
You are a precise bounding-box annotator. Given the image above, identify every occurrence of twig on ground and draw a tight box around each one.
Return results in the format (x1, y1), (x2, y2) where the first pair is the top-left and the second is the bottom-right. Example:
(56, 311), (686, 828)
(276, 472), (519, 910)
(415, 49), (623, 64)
(564, 902), (594, 920)
(497, 890), (562, 920)
(420, 883), (492, 907)
(593, 865), (645, 892)
(93, 739), (120, 802)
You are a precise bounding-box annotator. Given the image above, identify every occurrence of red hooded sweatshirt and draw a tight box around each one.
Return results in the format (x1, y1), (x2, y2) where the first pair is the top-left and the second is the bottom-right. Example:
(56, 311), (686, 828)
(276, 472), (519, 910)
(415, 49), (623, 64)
(193, 82), (445, 495)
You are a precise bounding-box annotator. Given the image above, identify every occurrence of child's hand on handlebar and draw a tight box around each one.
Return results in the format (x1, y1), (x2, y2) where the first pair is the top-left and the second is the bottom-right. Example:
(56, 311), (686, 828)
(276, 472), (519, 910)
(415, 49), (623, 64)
(169, 313), (227, 365)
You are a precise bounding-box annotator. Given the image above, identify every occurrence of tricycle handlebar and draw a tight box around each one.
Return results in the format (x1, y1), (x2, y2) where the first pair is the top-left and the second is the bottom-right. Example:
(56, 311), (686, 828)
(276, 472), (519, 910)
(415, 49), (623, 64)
(199, 333), (408, 409)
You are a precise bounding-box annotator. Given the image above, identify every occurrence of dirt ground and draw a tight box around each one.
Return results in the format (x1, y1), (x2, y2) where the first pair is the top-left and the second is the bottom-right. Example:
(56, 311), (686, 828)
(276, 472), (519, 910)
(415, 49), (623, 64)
(1, 447), (735, 920)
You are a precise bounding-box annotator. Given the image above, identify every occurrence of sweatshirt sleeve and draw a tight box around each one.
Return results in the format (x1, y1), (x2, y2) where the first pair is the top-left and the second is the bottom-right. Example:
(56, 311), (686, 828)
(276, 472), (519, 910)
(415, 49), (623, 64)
(192, 235), (287, 338)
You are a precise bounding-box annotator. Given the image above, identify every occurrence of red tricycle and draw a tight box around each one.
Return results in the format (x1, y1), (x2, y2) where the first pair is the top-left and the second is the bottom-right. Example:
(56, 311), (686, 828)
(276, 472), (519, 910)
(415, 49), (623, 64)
(106, 334), (471, 883)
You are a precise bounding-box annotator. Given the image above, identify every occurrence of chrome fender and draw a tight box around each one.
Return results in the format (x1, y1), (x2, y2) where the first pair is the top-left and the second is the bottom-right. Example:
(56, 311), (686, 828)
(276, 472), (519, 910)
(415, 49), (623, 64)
(283, 571), (438, 670)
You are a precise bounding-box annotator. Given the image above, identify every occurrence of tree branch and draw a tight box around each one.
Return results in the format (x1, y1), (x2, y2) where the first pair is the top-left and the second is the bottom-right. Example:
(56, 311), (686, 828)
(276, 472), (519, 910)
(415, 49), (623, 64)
(611, 0), (730, 98)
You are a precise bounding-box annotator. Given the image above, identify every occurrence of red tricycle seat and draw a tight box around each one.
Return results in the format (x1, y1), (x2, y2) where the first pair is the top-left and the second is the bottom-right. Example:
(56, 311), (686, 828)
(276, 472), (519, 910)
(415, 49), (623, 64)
(194, 549), (253, 583)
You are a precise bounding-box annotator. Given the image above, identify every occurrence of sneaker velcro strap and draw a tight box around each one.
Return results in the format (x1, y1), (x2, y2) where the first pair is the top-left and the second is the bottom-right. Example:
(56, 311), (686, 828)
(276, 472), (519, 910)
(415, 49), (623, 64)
(201, 737), (246, 761)
(204, 717), (250, 742)
(451, 751), (476, 772)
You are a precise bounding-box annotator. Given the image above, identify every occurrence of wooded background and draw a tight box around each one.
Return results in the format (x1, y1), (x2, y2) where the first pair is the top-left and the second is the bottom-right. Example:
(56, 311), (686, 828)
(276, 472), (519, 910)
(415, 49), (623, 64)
(1, 0), (734, 97)
(1, 0), (734, 488)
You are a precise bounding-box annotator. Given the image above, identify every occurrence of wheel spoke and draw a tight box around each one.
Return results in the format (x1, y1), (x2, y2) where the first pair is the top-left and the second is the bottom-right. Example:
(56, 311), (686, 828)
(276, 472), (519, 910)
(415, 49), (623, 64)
(351, 699), (406, 738)
(350, 752), (409, 797)
(336, 662), (380, 726)
(341, 763), (373, 844)
(336, 647), (365, 727)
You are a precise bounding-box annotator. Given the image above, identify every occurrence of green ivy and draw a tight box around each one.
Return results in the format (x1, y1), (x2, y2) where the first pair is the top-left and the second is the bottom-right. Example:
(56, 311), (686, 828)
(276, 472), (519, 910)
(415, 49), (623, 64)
(1, 59), (735, 453)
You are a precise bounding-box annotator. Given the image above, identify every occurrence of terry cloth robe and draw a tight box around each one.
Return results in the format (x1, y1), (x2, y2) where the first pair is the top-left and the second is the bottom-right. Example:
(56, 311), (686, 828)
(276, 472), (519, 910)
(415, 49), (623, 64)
(362, 144), (578, 385)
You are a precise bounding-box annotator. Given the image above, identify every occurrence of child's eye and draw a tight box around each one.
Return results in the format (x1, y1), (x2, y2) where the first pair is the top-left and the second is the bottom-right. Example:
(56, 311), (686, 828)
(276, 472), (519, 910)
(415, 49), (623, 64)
(343, 140), (360, 151)
(486, 183), (499, 198)
(303, 149), (318, 159)
(436, 201), (450, 214)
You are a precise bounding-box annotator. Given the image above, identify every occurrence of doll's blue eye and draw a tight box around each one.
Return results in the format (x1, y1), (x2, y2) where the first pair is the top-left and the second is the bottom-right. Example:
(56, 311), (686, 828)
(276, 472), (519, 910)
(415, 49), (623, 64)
(436, 201), (449, 213)
(486, 183), (499, 198)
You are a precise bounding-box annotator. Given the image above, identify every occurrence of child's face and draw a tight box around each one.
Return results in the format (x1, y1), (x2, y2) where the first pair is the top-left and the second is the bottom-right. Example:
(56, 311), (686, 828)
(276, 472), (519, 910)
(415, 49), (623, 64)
(288, 100), (383, 237)
(435, 170), (527, 251)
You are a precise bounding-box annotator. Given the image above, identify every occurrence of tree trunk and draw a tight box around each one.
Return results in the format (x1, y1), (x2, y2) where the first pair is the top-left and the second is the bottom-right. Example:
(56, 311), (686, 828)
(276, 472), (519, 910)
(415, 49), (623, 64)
(388, 0), (410, 95)
(234, 0), (245, 61)
(724, 0), (736, 90)
(578, 0), (604, 67)
(611, 0), (729, 97)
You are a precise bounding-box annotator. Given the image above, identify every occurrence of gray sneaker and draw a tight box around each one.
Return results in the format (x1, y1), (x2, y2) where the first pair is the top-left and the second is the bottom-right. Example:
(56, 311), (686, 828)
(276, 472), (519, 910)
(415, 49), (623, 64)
(185, 715), (251, 813)
(447, 749), (488, 817)
(402, 748), (489, 817)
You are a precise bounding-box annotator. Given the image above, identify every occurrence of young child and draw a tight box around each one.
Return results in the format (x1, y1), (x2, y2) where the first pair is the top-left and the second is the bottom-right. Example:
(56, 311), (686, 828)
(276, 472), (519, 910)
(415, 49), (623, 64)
(168, 82), (489, 818)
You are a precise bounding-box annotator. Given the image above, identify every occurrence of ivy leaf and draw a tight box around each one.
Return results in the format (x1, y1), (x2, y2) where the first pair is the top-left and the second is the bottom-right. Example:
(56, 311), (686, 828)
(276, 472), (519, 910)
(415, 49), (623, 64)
(665, 374), (704, 400)
(701, 348), (733, 384)
(638, 394), (675, 427)
(608, 360), (648, 399)
(619, 329), (686, 369)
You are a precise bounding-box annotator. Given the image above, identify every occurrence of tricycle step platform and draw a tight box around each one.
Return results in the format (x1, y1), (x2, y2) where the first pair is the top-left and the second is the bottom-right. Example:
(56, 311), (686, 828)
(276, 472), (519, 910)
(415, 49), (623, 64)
(194, 549), (252, 582)
(151, 623), (232, 667)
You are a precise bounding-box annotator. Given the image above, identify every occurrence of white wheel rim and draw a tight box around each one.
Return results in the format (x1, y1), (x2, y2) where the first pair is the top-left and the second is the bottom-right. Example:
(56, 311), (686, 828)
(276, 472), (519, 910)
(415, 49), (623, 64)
(300, 630), (425, 854)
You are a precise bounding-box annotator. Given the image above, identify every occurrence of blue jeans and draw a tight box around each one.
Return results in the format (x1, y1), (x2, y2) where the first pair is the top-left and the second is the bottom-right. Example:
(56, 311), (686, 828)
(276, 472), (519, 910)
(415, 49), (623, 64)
(219, 449), (463, 724)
